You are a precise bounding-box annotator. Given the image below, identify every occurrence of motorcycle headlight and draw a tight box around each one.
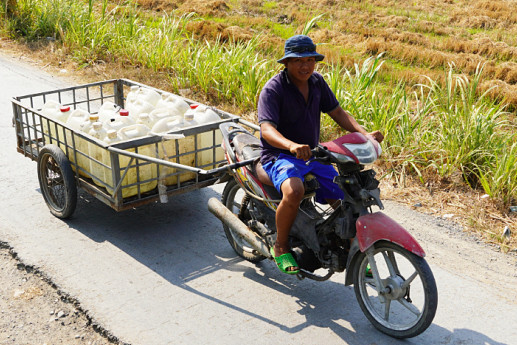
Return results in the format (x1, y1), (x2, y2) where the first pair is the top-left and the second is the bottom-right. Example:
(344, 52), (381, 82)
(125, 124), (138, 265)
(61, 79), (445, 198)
(343, 140), (381, 164)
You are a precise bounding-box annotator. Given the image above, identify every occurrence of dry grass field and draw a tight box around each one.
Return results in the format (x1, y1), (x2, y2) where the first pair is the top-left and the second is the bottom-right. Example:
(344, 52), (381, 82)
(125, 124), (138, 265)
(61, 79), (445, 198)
(134, 0), (517, 110)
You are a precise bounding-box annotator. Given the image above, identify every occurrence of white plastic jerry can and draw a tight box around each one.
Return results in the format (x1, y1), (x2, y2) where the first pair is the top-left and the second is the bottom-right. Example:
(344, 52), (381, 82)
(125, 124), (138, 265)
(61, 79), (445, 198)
(191, 104), (221, 124)
(41, 102), (72, 148)
(136, 87), (161, 106)
(136, 113), (153, 130)
(126, 85), (140, 105)
(125, 86), (160, 115)
(188, 105), (224, 169)
(149, 115), (197, 186)
(150, 116), (183, 134)
(119, 123), (150, 141)
(117, 124), (157, 197)
(100, 130), (123, 196)
(149, 107), (183, 126)
(126, 98), (154, 118)
(104, 109), (135, 132)
(65, 108), (92, 176)
(97, 101), (121, 123)
(155, 93), (190, 117)
(88, 122), (109, 189)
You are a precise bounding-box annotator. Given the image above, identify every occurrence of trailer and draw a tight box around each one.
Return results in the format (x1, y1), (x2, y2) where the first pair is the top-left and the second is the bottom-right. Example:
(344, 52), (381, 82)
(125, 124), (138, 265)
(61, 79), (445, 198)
(12, 78), (258, 218)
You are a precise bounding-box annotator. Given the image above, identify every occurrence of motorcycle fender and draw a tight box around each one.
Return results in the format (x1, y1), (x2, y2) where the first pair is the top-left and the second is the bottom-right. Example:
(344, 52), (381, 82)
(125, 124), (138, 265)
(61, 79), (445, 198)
(355, 212), (425, 257)
(344, 213), (425, 286)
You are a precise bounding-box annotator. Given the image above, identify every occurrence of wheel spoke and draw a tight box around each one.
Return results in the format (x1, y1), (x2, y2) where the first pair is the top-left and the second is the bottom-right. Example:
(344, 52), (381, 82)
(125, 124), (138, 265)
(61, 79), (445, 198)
(384, 299), (391, 321)
(397, 297), (421, 316)
(401, 271), (419, 290)
(365, 277), (376, 288)
(382, 251), (398, 277)
(387, 251), (400, 274)
(354, 243), (437, 337)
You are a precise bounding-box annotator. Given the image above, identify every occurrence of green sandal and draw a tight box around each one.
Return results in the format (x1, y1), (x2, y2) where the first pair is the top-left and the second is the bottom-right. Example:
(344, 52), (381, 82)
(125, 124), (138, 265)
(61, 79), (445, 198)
(270, 247), (300, 275)
(365, 263), (373, 278)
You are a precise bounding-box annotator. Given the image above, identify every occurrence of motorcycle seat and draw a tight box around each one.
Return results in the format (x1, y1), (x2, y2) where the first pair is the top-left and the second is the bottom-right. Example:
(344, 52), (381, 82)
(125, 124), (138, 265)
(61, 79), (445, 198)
(232, 133), (275, 187)
(233, 133), (261, 161)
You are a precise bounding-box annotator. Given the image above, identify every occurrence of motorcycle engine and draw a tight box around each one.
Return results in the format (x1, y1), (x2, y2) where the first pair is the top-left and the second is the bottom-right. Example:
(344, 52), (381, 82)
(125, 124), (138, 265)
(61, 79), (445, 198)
(334, 206), (356, 239)
(291, 244), (321, 272)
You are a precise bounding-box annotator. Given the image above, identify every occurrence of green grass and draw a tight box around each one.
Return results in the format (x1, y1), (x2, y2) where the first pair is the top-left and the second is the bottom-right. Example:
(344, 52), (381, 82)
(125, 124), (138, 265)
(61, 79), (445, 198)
(269, 22), (296, 39)
(262, 1), (278, 12)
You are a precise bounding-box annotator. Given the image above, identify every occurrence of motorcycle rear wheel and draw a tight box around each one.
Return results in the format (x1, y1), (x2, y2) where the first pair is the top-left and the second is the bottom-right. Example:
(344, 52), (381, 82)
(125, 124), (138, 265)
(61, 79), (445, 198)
(352, 241), (437, 338)
(221, 179), (266, 262)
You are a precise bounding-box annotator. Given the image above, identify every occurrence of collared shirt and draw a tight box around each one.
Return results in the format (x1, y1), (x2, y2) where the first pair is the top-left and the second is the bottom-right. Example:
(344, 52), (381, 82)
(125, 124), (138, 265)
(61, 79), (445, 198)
(257, 68), (340, 164)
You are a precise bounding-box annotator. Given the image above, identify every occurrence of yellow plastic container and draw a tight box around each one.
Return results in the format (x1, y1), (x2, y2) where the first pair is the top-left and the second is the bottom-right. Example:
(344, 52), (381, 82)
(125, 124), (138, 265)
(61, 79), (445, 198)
(190, 105), (224, 169)
(117, 124), (158, 196)
(41, 101), (72, 149)
(151, 116), (197, 186)
(88, 122), (108, 189)
(65, 109), (94, 177)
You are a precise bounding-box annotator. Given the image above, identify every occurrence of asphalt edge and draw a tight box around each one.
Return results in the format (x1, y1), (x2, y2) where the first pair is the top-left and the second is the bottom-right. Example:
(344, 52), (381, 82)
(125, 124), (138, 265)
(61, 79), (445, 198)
(0, 240), (130, 345)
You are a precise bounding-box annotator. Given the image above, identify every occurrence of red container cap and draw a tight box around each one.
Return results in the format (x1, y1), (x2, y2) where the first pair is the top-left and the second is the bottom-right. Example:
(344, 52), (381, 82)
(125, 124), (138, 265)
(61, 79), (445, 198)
(60, 106), (71, 112)
(190, 104), (199, 109)
(120, 109), (129, 116)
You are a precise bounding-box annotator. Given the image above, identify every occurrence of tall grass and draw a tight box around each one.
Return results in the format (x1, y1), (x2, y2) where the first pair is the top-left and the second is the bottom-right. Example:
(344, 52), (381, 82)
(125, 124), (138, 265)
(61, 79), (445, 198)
(1, 0), (71, 39)
(2, 0), (276, 109)
(325, 54), (515, 207)
(3, 0), (516, 209)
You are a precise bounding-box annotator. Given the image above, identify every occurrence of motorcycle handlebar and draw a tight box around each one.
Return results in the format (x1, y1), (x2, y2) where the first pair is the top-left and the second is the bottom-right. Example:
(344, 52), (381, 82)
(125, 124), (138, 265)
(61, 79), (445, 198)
(306, 145), (331, 165)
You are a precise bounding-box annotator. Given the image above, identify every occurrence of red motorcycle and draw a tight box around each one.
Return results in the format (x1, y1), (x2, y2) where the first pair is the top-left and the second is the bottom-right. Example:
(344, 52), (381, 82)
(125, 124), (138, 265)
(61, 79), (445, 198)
(208, 122), (438, 338)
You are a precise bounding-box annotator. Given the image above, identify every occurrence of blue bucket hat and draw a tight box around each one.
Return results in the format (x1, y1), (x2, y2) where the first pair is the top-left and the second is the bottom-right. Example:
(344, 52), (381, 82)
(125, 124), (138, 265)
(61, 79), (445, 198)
(277, 35), (325, 63)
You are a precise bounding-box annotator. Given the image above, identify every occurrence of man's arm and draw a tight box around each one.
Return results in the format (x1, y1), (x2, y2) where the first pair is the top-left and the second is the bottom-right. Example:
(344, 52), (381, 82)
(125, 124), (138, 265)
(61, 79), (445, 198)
(261, 122), (312, 161)
(328, 106), (384, 142)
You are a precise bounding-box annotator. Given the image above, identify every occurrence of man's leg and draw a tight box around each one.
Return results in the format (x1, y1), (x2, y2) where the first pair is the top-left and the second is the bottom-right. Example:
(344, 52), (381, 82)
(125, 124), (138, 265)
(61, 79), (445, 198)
(273, 177), (304, 271)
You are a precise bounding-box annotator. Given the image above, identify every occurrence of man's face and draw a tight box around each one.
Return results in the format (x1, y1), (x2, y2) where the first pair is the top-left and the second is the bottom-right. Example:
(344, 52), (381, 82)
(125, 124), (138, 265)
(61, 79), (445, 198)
(284, 56), (316, 84)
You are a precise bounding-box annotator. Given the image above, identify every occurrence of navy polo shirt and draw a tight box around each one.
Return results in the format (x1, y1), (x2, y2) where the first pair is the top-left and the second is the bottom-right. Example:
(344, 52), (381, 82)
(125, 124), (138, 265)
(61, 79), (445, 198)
(257, 69), (340, 165)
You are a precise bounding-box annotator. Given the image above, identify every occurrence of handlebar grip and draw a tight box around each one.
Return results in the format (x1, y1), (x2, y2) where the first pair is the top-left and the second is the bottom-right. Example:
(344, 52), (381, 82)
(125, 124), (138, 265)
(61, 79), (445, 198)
(311, 145), (328, 158)
(308, 145), (330, 164)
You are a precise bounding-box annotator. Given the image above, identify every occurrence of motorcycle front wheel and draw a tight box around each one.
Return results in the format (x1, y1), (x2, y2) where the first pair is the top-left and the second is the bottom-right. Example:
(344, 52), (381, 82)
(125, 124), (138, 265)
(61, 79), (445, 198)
(221, 179), (266, 262)
(353, 241), (438, 338)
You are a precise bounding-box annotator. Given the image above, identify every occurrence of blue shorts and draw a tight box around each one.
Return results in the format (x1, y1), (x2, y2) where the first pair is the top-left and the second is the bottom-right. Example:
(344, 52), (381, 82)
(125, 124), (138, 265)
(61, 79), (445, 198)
(262, 153), (344, 204)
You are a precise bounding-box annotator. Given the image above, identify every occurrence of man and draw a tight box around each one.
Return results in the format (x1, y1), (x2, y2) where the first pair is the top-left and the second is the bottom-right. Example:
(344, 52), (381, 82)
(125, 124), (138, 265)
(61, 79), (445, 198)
(258, 35), (383, 275)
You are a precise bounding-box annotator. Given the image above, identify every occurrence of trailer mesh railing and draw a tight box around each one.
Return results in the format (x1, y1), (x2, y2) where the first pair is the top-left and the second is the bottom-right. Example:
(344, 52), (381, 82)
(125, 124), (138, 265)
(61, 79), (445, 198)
(12, 79), (239, 211)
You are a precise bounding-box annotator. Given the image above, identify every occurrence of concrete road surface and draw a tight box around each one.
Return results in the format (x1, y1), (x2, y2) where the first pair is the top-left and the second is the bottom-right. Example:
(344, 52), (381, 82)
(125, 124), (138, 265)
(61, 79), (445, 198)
(1, 51), (516, 345)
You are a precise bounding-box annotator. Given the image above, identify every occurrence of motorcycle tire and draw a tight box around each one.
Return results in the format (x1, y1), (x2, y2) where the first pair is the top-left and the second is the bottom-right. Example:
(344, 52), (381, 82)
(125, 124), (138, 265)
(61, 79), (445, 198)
(221, 179), (266, 263)
(352, 241), (438, 339)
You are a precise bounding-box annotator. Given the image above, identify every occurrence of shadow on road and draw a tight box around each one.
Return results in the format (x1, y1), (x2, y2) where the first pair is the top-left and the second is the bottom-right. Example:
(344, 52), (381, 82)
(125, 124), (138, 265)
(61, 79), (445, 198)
(54, 186), (507, 345)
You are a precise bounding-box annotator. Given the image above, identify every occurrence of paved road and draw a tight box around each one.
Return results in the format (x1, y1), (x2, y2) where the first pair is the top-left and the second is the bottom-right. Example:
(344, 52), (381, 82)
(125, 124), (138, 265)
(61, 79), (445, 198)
(1, 51), (516, 345)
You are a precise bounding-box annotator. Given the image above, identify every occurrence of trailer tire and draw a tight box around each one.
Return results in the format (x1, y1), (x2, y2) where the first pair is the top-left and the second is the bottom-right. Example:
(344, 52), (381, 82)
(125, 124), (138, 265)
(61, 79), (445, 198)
(37, 144), (77, 219)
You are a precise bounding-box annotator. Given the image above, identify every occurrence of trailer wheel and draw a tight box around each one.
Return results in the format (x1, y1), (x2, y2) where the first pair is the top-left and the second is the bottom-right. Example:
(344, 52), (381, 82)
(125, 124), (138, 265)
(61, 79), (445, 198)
(37, 144), (77, 219)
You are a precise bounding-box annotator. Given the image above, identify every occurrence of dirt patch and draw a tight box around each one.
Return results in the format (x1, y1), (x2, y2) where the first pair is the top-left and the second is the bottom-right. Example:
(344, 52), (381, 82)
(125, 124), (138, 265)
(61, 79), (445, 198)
(0, 244), (121, 345)
(378, 168), (517, 252)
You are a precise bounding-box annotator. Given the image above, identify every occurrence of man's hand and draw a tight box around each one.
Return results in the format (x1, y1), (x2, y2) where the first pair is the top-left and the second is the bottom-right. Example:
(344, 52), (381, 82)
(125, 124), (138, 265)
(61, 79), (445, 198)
(368, 130), (384, 143)
(289, 143), (312, 161)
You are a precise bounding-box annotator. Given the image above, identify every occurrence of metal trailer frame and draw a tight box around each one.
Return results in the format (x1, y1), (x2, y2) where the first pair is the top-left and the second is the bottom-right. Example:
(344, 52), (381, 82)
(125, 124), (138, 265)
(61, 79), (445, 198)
(12, 78), (258, 213)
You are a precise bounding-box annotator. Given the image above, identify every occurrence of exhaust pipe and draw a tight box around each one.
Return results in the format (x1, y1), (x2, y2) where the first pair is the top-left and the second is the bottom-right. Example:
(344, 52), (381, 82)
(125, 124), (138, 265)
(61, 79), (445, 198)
(207, 197), (271, 258)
